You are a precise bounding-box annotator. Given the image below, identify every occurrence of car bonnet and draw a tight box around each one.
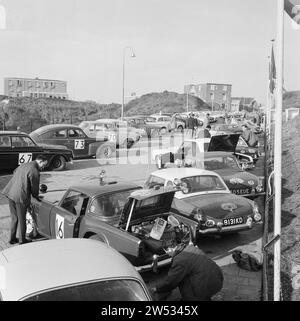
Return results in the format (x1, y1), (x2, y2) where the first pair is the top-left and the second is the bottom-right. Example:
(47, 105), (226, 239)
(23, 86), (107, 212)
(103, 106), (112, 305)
(207, 134), (240, 152)
(118, 188), (176, 227)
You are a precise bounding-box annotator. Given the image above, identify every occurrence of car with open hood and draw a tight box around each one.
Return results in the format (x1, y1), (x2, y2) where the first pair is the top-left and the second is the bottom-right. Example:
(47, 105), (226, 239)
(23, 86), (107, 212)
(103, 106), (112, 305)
(27, 176), (196, 273)
(0, 131), (73, 172)
(152, 134), (264, 199)
(143, 168), (262, 236)
(0, 238), (151, 301)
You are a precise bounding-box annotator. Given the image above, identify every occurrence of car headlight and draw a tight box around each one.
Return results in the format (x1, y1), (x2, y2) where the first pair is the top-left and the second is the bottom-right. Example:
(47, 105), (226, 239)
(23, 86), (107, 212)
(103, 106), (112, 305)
(205, 219), (215, 227)
(256, 185), (263, 193)
(254, 213), (262, 222)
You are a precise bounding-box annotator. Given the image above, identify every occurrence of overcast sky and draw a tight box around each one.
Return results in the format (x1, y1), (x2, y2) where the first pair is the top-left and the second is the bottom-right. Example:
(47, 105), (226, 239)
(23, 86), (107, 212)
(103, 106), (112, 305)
(0, 0), (299, 104)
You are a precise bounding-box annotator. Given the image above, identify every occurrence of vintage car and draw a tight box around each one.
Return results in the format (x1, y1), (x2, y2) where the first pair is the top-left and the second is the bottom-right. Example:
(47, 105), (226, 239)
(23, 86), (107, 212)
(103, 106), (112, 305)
(79, 119), (141, 149)
(30, 124), (111, 160)
(152, 134), (255, 171)
(152, 135), (264, 199)
(210, 126), (261, 163)
(143, 168), (262, 236)
(146, 114), (186, 135)
(27, 179), (196, 272)
(0, 239), (151, 301)
(0, 131), (73, 172)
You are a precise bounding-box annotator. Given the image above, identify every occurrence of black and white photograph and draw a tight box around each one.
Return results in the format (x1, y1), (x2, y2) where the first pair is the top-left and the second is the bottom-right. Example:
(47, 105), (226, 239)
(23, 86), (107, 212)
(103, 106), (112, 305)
(0, 0), (300, 305)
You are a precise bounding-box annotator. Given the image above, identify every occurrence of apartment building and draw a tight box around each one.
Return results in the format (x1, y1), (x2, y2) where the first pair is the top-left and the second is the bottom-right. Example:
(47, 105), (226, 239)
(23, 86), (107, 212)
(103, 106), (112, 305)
(184, 82), (232, 111)
(4, 77), (68, 99)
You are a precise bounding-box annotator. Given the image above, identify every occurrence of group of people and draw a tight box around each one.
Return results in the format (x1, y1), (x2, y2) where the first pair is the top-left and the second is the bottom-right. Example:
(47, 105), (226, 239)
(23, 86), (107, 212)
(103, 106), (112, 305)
(185, 112), (212, 139)
(1, 155), (224, 301)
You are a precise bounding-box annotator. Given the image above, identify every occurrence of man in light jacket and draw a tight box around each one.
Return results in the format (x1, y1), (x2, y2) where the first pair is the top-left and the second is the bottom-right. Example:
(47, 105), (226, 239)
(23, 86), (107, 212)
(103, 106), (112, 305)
(2, 155), (48, 245)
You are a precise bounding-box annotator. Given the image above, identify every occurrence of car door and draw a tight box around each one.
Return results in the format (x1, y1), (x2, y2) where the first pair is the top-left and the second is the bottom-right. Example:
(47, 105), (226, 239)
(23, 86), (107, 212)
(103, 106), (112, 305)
(47, 128), (69, 149)
(0, 135), (14, 171)
(49, 190), (89, 239)
(67, 128), (89, 158)
(10, 135), (42, 169)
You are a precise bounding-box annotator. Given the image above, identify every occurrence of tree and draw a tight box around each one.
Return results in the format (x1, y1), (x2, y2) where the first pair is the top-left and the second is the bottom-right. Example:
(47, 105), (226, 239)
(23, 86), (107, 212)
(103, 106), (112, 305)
(0, 99), (9, 130)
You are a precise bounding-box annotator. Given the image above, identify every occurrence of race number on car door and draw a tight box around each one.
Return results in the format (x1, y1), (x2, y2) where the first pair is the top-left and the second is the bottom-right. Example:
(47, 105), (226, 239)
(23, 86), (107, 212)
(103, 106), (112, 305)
(74, 140), (85, 150)
(55, 214), (65, 239)
(18, 153), (32, 165)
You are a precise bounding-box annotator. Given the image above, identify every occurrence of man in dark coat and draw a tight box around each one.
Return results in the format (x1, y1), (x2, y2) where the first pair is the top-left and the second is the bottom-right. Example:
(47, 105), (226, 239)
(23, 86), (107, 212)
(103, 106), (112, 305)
(152, 243), (223, 301)
(2, 155), (48, 245)
(241, 124), (258, 147)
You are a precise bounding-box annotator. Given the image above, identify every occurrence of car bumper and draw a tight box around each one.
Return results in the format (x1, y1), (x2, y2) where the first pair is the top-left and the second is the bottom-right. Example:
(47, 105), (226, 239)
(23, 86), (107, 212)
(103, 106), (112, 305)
(198, 221), (260, 235)
(135, 257), (172, 273)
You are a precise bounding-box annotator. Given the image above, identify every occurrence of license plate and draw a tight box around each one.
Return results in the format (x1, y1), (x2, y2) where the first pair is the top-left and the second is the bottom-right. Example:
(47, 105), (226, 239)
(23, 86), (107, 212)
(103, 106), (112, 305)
(223, 217), (243, 226)
(232, 189), (251, 195)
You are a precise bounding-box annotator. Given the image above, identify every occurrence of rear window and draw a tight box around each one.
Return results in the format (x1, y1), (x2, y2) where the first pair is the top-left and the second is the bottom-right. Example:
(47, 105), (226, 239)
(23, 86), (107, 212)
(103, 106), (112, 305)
(24, 279), (148, 301)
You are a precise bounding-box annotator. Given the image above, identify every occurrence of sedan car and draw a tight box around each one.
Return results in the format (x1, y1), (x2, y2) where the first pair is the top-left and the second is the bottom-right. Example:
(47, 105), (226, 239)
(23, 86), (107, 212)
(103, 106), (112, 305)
(28, 179), (196, 272)
(30, 124), (110, 159)
(0, 239), (151, 301)
(143, 168), (262, 236)
(0, 131), (73, 172)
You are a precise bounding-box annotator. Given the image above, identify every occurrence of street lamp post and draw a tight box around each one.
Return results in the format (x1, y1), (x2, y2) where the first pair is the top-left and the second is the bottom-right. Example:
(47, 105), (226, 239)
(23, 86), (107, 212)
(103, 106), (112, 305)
(122, 46), (136, 120)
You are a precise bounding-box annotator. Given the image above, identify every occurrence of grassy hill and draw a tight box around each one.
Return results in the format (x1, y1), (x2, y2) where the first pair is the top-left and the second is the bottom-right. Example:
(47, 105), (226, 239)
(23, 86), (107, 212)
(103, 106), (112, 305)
(0, 91), (210, 133)
(283, 91), (300, 110)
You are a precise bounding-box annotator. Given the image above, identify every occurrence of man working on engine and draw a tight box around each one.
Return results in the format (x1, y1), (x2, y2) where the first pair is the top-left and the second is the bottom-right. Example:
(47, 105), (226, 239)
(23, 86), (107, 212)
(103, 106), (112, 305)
(152, 242), (224, 301)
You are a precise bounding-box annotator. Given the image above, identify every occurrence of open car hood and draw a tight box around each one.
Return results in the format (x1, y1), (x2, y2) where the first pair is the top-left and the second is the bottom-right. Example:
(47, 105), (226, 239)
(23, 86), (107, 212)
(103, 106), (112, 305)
(206, 134), (240, 153)
(119, 188), (176, 227)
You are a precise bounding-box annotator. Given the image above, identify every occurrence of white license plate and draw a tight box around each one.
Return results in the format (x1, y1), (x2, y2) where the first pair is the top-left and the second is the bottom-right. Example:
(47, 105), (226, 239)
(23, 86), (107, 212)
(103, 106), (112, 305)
(223, 217), (243, 226)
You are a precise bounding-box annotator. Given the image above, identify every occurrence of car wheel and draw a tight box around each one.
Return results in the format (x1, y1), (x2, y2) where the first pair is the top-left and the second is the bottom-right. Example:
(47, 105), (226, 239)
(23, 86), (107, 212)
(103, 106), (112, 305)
(177, 125), (184, 132)
(51, 155), (66, 171)
(97, 144), (114, 158)
(155, 155), (165, 169)
(126, 139), (134, 149)
(159, 127), (167, 135)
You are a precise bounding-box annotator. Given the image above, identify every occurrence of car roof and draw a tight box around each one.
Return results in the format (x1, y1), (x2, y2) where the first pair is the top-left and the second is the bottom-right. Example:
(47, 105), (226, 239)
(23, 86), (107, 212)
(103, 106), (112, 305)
(150, 168), (221, 180)
(70, 181), (140, 198)
(0, 239), (143, 301)
(31, 124), (80, 134)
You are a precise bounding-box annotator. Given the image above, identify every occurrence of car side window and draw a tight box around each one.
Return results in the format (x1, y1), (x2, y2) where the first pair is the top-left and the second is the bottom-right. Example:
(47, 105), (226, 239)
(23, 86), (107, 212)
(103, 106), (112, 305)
(0, 136), (11, 147)
(60, 191), (88, 216)
(53, 130), (67, 138)
(68, 129), (86, 138)
(11, 136), (36, 147)
(144, 175), (165, 189)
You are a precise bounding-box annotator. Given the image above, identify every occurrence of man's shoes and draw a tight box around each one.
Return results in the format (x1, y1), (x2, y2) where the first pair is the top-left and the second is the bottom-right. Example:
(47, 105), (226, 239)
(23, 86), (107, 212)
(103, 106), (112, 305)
(19, 239), (32, 245)
(9, 238), (19, 245)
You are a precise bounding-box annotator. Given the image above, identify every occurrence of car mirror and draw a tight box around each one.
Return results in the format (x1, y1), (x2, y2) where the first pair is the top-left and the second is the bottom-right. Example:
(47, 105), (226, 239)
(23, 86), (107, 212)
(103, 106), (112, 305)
(40, 184), (48, 193)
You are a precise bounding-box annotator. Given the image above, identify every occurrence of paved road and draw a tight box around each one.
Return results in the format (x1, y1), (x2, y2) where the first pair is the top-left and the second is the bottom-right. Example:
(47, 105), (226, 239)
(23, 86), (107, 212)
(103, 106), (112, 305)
(0, 133), (264, 301)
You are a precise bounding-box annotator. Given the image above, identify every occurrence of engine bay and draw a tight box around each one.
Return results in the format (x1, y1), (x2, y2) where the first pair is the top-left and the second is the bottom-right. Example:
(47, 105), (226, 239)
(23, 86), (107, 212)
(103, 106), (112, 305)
(130, 215), (191, 255)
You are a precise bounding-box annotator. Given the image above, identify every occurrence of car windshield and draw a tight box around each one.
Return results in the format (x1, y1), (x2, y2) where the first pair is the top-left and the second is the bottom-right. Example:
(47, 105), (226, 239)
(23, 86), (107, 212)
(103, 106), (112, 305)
(24, 279), (148, 301)
(204, 156), (241, 171)
(180, 175), (227, 193)
(89, 189), (139, 217)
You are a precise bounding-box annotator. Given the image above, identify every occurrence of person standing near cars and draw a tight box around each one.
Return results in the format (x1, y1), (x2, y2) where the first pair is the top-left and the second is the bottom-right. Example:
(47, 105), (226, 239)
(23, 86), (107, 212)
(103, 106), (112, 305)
(152, 242), (224, 301)
(2, 155), (48, 245)
(241, 124), (258, 147)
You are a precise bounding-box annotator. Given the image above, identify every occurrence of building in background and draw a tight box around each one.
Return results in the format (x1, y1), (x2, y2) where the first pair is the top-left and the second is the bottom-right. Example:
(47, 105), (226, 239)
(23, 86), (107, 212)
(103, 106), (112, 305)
(184, 82), (232, 111)
(4, 77), (68, 99)
(231, 97), (258, 112)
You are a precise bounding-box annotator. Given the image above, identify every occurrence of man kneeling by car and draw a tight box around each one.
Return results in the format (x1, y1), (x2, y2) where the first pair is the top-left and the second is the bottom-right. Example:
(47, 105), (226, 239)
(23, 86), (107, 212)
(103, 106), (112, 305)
(151, 242), (223, 301)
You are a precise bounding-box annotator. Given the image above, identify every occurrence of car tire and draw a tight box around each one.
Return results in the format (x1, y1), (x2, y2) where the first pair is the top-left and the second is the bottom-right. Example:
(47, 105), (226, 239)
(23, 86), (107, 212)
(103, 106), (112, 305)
(155, 155), (165, 170)
(51, 155), (66, 171)
(97, 144), (115, 158)
(159, 127), (167, 136)
(177, 125), (184, 132)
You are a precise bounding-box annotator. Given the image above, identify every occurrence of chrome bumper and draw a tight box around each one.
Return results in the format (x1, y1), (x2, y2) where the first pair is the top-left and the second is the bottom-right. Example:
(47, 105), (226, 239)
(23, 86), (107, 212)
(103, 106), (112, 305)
(198, 222), (255, 235)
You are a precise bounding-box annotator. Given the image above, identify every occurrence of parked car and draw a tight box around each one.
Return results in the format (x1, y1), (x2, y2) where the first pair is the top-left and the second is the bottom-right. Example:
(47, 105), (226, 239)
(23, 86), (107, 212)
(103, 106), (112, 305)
(146, 114), (185, 135)
(0, 238), (151, 301)
(27, 178), (196, 272)
(30, 124), (111, 160)
(152, 135), (264, 199)
(0, 131), (73, 172)
(79, 119), (141, 149)
(144, 168), (262, 236)
(121, 116), (147, 136)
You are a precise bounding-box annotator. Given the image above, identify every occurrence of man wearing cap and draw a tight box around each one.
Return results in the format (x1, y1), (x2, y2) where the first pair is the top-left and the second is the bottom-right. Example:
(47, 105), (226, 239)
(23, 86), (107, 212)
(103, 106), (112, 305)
(151, 243), (224, 301)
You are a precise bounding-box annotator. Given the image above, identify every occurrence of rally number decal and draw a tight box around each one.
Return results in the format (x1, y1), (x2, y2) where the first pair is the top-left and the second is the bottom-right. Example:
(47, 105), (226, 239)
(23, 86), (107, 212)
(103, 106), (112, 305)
(18, 153), (32, 165)
(55, 214), (65, 239)
(75, 139), (85, 150)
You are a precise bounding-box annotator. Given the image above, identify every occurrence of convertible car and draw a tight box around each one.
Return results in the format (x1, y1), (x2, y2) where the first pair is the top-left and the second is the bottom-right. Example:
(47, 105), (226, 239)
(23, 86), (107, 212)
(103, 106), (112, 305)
(144, 168), (262, 236)
(27, 179), (196, 273)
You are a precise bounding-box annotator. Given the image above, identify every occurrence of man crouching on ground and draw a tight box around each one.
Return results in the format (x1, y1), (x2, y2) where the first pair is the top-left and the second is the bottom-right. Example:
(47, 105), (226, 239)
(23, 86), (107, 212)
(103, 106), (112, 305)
(152, 242), (224, 301)
(2, 155), (48, 245)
